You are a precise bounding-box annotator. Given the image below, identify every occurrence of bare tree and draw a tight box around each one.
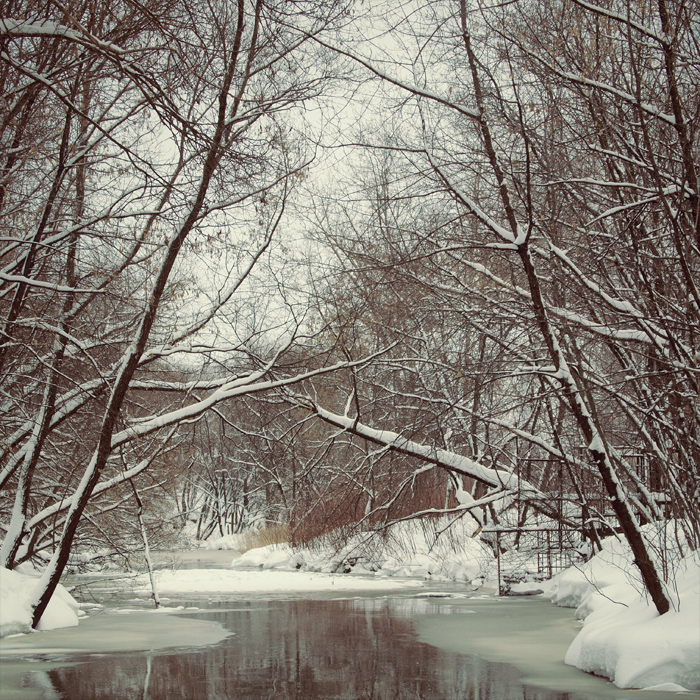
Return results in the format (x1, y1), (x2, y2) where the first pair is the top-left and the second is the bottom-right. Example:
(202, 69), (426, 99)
(0, 0), (359, 627)
(290, 0), (699, 614)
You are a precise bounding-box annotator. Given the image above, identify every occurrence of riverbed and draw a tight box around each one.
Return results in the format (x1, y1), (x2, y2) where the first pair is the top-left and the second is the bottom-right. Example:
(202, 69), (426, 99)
(1, 554), (697, 700)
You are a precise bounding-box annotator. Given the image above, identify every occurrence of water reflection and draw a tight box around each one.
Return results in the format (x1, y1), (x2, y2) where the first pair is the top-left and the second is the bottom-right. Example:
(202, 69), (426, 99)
(35, 599), (570, 700)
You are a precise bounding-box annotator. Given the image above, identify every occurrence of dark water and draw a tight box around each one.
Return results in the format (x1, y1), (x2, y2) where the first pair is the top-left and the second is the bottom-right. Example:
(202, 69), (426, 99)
(19, 598), (568, 700)
(6, 595), (696, 700)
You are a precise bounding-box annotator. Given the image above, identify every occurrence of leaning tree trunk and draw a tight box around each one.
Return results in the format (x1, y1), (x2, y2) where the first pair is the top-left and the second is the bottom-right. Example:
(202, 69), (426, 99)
(458, 1), (671, 615)
(29, 15), (248, 626)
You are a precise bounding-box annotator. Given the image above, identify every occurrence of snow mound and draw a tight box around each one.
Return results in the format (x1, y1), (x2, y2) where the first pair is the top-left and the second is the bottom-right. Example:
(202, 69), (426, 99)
(544, 526), (699, 691)
(565, 552), (699, 690)
(0, 567), (80, 637)
(231, 544), (305, 570)
(547, 534), (643, 609)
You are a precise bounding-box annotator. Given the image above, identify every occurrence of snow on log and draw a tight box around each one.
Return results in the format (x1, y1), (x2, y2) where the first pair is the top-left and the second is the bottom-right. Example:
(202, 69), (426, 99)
(304, 401), (541, 496)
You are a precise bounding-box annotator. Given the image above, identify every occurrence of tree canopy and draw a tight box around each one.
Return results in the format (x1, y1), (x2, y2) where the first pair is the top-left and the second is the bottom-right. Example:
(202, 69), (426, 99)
(1, 0), (698, 623)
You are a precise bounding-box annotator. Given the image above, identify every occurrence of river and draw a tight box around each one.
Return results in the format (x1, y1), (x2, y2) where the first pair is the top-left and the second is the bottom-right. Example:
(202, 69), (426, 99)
(1, 555), (697, 700)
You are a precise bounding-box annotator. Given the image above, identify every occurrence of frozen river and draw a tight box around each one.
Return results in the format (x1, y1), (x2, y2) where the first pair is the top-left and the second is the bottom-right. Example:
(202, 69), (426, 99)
(1, 554), (698, 700)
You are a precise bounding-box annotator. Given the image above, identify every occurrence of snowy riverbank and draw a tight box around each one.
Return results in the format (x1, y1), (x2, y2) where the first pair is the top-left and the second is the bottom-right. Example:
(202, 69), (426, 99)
(0, 567), (82, 635)
(543, 538), (700, 691)
(133, 567), (429, 596)
(2, 526), (698, 693)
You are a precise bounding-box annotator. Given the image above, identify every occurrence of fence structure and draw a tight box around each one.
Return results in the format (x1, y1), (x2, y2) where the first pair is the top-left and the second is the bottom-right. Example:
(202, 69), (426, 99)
(488, 451), (668, 595)
(490, 525), (586, 596)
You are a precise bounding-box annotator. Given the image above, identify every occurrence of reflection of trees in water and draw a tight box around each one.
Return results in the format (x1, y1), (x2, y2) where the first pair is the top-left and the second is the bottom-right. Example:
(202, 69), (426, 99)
(43, 600), (566, 700)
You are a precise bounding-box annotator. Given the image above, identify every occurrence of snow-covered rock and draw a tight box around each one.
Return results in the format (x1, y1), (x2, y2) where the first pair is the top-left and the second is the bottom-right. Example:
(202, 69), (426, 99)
(0, 567), (80, 636)
(507, 581), (544, 596)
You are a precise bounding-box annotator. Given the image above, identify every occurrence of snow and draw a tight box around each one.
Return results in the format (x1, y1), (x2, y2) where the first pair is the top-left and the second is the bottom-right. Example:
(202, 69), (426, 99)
(129, 519), (490, 598)
(133, 567), (426, 595)
(232, 544), (307, 570)
(563, 553), (699, 691)
(230, 542), (453, 579)
(228, 518), (490, 584)
(2, 520), (698, 695)
(544, 528), (700, 691)
(199, 533), (245, 550)
(507, 581), (544, 595)
(545, 533), (640, 609)
(0, 567), (80, 636)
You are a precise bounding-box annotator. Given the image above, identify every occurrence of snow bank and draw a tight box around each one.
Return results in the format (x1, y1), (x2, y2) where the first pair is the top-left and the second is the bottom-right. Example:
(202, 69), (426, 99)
(546, 533), (643, 609)
(0, 567), (80, 637)
(544, 528), (700, 691)
(565, 552), (699, 690)
(231, 519), (489, 584)
(232, 544), (305, 570)
(160, 519), (489, 597)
